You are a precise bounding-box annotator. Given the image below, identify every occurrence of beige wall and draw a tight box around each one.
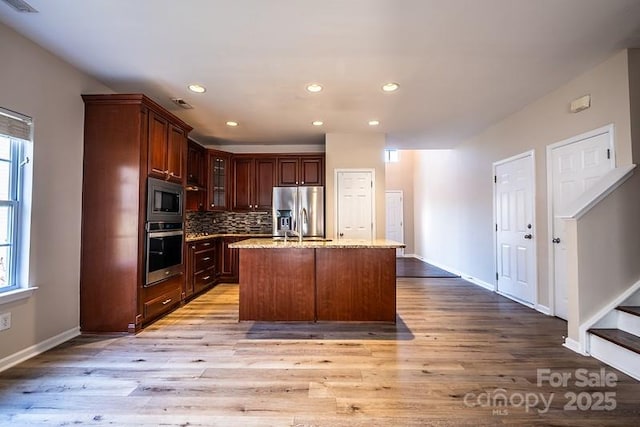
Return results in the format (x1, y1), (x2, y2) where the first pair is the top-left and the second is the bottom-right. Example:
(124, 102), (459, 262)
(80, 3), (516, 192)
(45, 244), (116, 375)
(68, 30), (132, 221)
(413, 49), (633, 310)
(325, 133), (386, 239)
(385, 150), (415, 253)
(0, 23), (112, 363)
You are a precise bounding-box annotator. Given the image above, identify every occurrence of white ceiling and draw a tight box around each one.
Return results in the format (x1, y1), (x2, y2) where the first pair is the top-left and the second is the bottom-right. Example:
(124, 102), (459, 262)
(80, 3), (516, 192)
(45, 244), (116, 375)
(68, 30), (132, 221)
(2, 0), (640, 149)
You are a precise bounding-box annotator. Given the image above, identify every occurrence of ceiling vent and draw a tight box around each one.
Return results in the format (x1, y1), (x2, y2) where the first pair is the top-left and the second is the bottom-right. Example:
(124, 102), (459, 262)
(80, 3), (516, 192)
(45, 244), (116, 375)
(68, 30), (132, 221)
(2, 0), (38, 13)
(171, 98), (193, 109)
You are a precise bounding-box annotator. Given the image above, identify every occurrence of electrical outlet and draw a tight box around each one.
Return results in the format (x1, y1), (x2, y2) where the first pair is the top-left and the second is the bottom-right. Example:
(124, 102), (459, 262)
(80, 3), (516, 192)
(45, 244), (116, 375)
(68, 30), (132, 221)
(0, 312), (11, 331)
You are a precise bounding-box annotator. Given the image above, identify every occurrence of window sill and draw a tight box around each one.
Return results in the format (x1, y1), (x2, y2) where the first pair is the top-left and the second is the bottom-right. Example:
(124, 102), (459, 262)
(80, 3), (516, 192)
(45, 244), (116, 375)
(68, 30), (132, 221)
(0, 287), (38, 305)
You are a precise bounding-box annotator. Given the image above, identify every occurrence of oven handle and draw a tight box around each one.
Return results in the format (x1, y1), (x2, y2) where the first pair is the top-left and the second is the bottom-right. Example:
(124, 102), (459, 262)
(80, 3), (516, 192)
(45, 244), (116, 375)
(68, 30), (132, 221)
(148, 230), (184, 238)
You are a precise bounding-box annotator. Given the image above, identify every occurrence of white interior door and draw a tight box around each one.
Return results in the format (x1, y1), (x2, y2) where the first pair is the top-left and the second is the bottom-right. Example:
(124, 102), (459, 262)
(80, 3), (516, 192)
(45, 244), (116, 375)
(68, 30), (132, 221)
(336, 170), (374, 240)
(495, 152), (536, 305)
(385, 190), (404, 256)
(550, 128), (614, 319)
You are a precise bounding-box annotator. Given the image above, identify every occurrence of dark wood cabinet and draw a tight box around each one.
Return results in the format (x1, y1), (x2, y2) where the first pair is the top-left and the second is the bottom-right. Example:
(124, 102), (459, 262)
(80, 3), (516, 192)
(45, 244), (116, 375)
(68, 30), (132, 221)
(208, 150), (230, 211)
(276, 155), (324, 186)
(187, 239), (217, 295)
(187, 139), (205, 187)
(80, 94), (192, 333)
(218, 236), (242, 283)
(148, 110), (186, 184)
(231, 155), (276, 211)
(186, 140), (207, 212)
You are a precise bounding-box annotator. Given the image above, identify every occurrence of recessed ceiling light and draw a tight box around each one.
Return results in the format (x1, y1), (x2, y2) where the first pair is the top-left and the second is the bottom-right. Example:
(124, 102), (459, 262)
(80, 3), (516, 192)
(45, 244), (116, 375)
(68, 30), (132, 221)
(312, 121), (323, 126)
(381, 82), (399, 92)
(188, 84), (206, 93)
(306, 83), (323, 93)
(226, 121), (238, 127)
(368, 120), (380, 126)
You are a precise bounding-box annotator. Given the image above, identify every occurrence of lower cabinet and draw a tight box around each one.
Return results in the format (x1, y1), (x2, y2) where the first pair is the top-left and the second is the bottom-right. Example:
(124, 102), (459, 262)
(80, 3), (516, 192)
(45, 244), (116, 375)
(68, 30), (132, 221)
(186, 238), (218, 298)
(218, 236), (242, 283)
(185, 236), (244, 296)
(141, 274), (183, 324)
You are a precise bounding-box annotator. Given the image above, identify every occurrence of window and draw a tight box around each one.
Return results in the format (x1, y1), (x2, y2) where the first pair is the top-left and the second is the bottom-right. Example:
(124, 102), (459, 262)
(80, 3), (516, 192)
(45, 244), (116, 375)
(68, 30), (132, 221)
(384, 149), (399, 163)
(0, 108), (32, 296)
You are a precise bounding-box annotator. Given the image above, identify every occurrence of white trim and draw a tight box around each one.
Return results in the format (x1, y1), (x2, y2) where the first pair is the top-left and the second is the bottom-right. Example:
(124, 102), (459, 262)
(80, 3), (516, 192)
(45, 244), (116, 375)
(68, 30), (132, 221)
(419, 255), (496, 291)
(334, 168), (376, 240)
(0, 286), (37, 306)
(589, 334), (640, 381)
(0, 326), (80, 373)
(536, 304), (552, 315)
(492, 150), (538, 307)
(579, 278), (640, 354)
(546, 124), (615, 318)
(385, 190), (404, 256)
(563, 337), (585, 355)
(558, 165), (635, 219)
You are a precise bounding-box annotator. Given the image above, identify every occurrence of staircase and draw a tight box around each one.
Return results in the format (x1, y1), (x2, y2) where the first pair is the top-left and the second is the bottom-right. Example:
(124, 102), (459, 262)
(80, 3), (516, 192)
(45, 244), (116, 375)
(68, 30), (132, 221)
(588, 306), (640, 381)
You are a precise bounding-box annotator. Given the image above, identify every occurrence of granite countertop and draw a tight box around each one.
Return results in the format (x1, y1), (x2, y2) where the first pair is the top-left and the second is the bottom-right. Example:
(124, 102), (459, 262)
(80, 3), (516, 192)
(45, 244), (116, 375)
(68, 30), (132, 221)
(228, 238), (405, 249)
(185, 233), (272, 242)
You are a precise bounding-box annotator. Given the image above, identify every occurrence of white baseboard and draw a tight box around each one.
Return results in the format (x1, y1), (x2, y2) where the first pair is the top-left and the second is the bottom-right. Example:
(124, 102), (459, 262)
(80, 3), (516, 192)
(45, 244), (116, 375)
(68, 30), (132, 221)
(0, 326), (80, 373)
(536, 304), (552, 316)
(563, 337), (586, 355)
(415, 256), (496, 291)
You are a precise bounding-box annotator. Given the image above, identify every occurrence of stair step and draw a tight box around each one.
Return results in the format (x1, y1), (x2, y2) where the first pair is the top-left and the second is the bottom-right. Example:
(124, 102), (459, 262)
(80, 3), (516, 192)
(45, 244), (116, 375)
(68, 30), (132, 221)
(617, 306), (640, 317)
(588, 328), (640, 355)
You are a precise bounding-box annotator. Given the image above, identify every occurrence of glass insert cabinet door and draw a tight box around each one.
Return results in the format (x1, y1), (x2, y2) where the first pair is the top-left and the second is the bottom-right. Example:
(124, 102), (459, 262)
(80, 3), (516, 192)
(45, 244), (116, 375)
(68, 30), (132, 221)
(209, 155), (227, 210)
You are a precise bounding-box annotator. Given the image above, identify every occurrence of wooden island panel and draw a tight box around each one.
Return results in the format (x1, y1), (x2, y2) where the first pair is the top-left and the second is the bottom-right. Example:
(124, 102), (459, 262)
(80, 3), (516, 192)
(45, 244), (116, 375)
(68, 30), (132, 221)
(315, 248), (396, 322)
(239, 248), (315, 321)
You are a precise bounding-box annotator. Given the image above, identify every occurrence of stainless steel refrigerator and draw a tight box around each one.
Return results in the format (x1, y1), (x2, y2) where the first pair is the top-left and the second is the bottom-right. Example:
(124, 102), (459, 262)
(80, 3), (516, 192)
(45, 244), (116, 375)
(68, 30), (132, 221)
(272, 186), (324, 238)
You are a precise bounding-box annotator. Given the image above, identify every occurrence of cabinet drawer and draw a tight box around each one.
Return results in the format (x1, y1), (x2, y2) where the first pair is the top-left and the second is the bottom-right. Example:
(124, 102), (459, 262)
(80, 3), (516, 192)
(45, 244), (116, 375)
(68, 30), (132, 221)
(194, 239), (215, 251)
(144, 287), (181, 320)
(194, 268), (216, 293)
(195, 249), (215, 271)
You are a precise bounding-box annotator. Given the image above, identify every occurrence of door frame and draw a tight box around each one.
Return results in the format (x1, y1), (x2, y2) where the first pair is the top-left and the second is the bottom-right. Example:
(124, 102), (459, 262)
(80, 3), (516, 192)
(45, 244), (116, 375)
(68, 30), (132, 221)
(334, 168), (376, 240)
(492, 149), (537, 306)
(545, 124), (615, 317)
(385, 190), (405, 256)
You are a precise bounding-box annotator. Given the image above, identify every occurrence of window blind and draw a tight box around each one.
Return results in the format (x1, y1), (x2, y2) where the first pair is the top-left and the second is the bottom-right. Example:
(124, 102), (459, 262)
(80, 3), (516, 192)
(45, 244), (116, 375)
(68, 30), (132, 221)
(0, 108), (32, 141)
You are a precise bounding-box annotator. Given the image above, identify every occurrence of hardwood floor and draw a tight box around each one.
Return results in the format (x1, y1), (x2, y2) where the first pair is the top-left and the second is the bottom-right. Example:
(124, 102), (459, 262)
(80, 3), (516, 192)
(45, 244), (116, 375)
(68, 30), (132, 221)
(1, 277), (639, 426)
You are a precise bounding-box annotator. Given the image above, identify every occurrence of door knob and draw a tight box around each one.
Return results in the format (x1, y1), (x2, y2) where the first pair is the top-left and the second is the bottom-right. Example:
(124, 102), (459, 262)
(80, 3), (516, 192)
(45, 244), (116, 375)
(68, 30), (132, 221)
(339, 233), (344, 237)
(552, 237), (561, 244)
(524, 234), (532, 239)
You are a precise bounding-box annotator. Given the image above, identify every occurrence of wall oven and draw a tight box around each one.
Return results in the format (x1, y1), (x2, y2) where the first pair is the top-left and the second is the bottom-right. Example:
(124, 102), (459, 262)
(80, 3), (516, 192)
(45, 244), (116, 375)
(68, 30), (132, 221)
(145, 222), (183, 286)
(145, 177), (184, 286)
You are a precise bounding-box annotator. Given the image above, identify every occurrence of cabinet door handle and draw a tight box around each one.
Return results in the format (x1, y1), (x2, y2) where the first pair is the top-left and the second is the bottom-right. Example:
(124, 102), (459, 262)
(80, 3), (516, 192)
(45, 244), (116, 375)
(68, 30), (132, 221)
(202, 243), (211, 247)
(301, 181), (304, 185)
(203, 257), (211, 261)
(162, 298), (172, 305)
(202, 276), (211, 281)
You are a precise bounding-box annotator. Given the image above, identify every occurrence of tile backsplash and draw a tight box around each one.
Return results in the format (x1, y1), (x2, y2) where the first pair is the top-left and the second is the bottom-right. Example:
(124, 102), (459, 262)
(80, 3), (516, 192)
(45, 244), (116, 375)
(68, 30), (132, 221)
(186, 211), (273, 235)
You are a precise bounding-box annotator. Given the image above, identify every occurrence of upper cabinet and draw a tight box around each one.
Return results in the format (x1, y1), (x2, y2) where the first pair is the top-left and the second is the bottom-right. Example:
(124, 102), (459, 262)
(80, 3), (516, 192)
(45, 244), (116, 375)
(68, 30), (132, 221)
(186, 139), (207, 212)
(186, 139), (206, 187)
(276, 155), (324, 186)
(231, 155), (276, 211)
(148, 110), (187, 184)
(208, 150), (230, 211)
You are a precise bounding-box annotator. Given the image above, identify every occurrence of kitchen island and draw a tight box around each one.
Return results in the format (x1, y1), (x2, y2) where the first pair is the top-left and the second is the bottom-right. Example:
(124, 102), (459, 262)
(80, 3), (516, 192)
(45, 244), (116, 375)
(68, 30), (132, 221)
(229, 238), (404, 322)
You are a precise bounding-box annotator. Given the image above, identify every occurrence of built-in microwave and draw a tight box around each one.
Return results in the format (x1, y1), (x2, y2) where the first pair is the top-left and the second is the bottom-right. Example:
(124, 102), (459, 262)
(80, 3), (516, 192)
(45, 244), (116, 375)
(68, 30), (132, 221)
(147, 177), (183, 222)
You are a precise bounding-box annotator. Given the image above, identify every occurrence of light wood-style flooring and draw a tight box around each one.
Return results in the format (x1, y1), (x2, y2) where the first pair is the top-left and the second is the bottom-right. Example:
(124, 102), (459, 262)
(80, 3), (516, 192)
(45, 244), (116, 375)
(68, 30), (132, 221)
(1, 278), (639, 426)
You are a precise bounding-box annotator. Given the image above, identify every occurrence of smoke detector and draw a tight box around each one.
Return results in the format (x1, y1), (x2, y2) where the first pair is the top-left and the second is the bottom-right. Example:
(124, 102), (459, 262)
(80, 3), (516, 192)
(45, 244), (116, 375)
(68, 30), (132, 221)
(2, 0), (38, 13)
(171, 98), (194, 109)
